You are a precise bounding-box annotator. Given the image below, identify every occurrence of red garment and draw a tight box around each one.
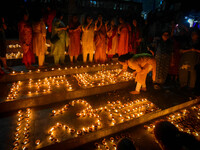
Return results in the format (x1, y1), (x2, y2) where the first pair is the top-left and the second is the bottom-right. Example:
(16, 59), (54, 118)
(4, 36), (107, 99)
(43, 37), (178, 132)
(169, 39), (180, 75)
(68, 24), (81, 56)
(18, 21), (35, 66)
(118, 24), (130, 56)
(22, 50), (35, 66)
(132, 27), (141, 54)
(46, 10), (56, 33)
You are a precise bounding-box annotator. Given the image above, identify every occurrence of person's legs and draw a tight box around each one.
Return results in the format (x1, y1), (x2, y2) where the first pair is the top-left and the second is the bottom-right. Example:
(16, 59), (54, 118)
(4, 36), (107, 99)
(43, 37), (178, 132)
(129, 82), (141, 94)
(94, 50), (98, 63)
(135, 82), (142, 92)
(179, 69), (189, 88)
(54, 55), (59, 65)
(0, 66), (5, 74)
(38, 54), (45, 66)
(74, 55), (78, 62)
(69, 56), (73, 63)
(83, 51), (87, 63)
(189, 69), (196, 88)
(0, 57), (8, 69)
(60, 54), (65, 64)
(89, 51), (94, 63)
(141, 84), (147, 91)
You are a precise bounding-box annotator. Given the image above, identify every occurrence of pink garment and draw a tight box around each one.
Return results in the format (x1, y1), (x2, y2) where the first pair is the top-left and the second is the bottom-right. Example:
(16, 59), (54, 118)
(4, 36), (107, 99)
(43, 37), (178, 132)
(118, 25), (130, 56)
(68, 27), (81, 56)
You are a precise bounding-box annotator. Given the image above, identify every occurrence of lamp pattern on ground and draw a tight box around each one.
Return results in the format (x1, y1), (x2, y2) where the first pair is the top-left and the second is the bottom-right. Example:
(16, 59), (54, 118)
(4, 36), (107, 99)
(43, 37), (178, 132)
(47, 98), (159, 145)
(144, 104), (200, 139)
(6, 52), (23, 60)
(93, 133), (132, 150)
(6, 75), (73, 101)
(9, 62), (119, 75)
(13, 108), (33, 150)
(6, 67), (133, 101)
(74, 69), (135, 88)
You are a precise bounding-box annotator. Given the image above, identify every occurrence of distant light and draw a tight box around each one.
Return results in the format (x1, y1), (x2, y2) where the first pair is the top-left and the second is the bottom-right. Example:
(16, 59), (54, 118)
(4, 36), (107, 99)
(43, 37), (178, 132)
(90, 0), (97, 5)
(187, 19), (193, 27)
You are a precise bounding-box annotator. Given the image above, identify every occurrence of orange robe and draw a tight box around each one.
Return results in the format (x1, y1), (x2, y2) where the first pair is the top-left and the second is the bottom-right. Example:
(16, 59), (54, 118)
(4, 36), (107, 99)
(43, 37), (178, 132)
(94, 25), (106, 63)
(127, 54), (156, 85)
(118, 24), (130, 56)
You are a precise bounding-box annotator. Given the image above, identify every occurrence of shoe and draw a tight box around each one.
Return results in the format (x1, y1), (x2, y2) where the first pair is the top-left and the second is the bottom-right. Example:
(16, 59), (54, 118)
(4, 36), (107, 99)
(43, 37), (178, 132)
(129, 91), (140, 94)
(141, 87), (147, 91)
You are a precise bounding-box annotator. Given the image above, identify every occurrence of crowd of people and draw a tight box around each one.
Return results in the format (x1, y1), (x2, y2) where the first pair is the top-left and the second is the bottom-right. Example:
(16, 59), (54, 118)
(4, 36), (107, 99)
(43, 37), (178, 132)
(0, 6), (200, 93)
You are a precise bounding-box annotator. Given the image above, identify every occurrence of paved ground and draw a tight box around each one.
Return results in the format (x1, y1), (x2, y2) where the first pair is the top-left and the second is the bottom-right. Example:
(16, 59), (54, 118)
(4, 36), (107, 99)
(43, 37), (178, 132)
(0, 58), (200, 150)
(0, 80), (199, 150)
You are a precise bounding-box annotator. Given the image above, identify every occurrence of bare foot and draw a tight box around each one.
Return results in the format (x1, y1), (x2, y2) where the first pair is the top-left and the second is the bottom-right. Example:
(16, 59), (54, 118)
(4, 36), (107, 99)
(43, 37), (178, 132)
(129, 91), (140, 94)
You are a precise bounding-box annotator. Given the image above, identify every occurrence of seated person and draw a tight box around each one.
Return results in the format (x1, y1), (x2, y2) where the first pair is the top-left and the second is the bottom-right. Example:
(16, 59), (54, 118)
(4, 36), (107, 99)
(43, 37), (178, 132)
(117, 53), (156, 94)
(154, 120), (200, 150)
(117, 137), (136, 150)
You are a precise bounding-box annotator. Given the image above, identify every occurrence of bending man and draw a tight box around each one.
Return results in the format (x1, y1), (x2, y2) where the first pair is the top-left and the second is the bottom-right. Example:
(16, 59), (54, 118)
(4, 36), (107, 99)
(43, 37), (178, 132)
(117, 53), (156, 94)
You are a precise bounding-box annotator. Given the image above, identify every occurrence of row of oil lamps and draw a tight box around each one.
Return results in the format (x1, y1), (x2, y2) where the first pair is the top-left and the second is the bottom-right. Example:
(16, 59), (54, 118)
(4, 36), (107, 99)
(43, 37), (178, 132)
(7, 68), (134, 101)
(13, 108), (40, 150)
(94, 133), (132, 150)
(6, 76), (72, 101)
(6, 52), (23, 59)
(48, 98), (158, 143)
(74, 69), (134, 88)
(11, 98), (157, 149)
(144, 104), (200, 138)
(10, 62), (119, 75)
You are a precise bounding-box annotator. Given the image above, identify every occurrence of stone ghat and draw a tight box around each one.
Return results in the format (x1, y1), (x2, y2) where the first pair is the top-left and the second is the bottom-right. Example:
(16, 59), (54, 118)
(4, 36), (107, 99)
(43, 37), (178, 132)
(7, 98), (198, 150)
(0, 62), (121, 83)
(10, 98), (160, 150)
(0, 68), (135, 113)
(39, 98), (199, 150)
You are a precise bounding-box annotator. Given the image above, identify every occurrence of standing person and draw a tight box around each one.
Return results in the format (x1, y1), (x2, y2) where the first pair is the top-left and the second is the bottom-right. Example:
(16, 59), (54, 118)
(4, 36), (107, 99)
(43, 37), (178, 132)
(0, 16), (10, 74)
(68, 15), (81, 63)
(44, 5), (56, 36)
(94, 14), (106, 63)
(116, 53), (156, 94)
(51, 12), (68, 66)
(131, 19), (142, 54)
(179, 30), (200, 89)
(32, 13), (47, 68)
(106, 18), (118, 60)
(118, 17), (131, 56)
(18, 12), (35, 69)
(82, 15), (95, 63)
(153, 31), (173, 89)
